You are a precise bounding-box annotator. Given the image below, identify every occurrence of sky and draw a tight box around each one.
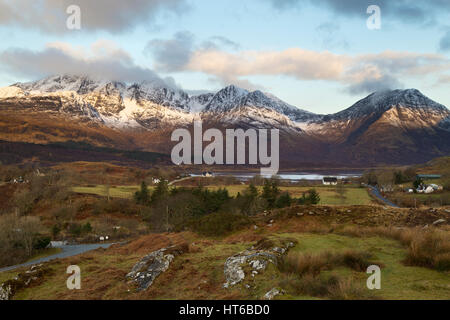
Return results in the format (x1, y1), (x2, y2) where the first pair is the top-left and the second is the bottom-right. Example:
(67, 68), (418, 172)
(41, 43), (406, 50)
(0, 0), (450, 114)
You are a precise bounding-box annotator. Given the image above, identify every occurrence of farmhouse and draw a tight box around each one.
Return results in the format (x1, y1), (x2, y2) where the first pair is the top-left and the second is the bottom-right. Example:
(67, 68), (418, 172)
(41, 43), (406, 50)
(322, 177), (338, 185)
(202, 172), (214, 178)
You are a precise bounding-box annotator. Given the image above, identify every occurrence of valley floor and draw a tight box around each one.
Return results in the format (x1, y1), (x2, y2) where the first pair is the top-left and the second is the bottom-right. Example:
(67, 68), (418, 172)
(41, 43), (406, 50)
(1, 205), (448, 300)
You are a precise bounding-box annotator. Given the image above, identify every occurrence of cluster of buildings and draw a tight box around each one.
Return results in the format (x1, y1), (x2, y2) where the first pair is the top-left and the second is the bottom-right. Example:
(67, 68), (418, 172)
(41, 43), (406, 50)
(408, 174), (443, 194)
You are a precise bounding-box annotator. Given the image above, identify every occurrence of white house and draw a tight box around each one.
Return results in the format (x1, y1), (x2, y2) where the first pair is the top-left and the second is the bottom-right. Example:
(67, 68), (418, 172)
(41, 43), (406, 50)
(322, 177), (338, 185)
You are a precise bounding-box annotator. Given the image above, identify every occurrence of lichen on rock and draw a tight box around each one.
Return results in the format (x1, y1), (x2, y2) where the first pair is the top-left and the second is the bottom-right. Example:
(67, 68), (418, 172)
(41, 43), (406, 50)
(126, 243), (186, 292)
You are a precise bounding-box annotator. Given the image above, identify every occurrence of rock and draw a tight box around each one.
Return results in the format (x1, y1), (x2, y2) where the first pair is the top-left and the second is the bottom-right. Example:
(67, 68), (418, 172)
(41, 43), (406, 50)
(0, 264), (48, 300)
(272, 247), (286, 254)
(267, 224), (273, 227)
(296, 212), (304, 217)
(223, 241), (295, 288)
(433, 219), (446, 226)
(263, 288), (283, 300)
(445, 209), (450, 214)
(253, 225), (258, 230)
(0, 284), (12, 300)
(223, 255), (246, 288)
(308, 211), (314, 215)
(126, 244), (186, 292)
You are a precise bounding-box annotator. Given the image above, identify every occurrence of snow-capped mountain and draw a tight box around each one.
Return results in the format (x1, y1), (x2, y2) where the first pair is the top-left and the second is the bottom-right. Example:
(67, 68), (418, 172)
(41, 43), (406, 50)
(0, 74), (449, 165)
(324, 89), (449, 121)
(0, 75), (319, 130)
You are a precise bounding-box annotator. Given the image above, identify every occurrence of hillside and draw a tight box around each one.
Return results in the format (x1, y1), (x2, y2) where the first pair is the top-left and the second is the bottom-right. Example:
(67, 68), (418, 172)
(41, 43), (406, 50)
(1, 205), (449, 300)
(0, 75), (449, 167)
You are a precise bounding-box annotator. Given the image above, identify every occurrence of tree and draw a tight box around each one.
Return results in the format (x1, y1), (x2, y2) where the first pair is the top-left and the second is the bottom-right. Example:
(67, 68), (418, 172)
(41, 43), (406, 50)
(151, 180), (170, 203)
(134, 181), (150, 205)
(262, 179), (280, 209)
(413, 177), (424, 189)
(241, 184), (259, 215)
(275, 192), (292, 208)
(308, 189), (320, 205)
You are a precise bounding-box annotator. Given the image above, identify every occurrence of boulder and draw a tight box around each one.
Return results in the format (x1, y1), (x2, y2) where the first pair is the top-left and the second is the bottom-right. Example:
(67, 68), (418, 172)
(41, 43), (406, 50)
(223, 240), (295, 288)
(126, 244), (186, 292)
(263, 288), (284, 300)
(433, 219), (446, 226)
(0, 264), (48, 300)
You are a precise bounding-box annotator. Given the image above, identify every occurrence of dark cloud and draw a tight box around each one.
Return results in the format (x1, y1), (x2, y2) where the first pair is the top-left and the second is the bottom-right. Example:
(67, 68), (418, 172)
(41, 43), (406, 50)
(346, 75), (403, 95)
(146, 32), (241, 72)
(0, 0), (188, 33)
(0, 42), (167, 85)
(265, 0), (447, 25)
(146, 31), (195, 72)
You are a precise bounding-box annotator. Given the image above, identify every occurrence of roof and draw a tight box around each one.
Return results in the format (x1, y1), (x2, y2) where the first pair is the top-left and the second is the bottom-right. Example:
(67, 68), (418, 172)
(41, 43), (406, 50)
(323, 177), (338, 182)
(417, 174), (441, 179)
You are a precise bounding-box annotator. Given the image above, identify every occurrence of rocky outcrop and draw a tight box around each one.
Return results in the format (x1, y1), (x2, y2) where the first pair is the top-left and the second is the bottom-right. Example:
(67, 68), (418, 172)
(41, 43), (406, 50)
(263, 288), (285, 300)
(126, 244), (187, 292)
(0, 264), (49, 300)
(223, 239), (296, 288)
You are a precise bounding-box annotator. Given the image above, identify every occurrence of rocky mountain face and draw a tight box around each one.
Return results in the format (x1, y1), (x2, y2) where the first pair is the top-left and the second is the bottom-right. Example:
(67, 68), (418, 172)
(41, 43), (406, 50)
(0, 75), (449, 166)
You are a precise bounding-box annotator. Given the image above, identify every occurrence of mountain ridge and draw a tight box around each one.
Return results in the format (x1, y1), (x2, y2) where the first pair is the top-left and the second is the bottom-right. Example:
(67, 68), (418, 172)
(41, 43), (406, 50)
(1, 74), (449, 166)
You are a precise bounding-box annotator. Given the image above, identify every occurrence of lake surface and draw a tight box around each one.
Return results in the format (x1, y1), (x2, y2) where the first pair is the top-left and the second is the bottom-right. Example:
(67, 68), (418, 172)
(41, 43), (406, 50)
(192, 171), (362, 182)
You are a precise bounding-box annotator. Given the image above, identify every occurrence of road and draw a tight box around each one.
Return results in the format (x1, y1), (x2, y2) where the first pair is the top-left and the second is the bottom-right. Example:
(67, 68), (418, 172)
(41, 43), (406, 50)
(0, 243), (114, 273)
(368, 186), (400, 208)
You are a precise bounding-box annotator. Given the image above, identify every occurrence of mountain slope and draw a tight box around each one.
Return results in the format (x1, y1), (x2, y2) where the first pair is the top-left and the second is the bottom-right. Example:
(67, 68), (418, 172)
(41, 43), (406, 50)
(0, 75), (449, 166)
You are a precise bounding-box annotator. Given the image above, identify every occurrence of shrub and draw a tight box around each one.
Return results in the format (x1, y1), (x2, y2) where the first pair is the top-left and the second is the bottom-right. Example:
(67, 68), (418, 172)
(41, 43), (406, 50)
(51, 225), (61, 238)
(189, 212), (251, 237)
(280, 273), (370, 300)
(405, 229), (450, 271)
(68, 223), (82, 237)
(33, 237), (51, 250)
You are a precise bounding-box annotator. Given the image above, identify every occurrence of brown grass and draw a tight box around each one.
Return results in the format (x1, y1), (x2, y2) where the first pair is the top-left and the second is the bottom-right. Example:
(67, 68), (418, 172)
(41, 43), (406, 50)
(279, 273), (373, 300)
(279, 249), (379, 277)
(336, 225), (450, 271)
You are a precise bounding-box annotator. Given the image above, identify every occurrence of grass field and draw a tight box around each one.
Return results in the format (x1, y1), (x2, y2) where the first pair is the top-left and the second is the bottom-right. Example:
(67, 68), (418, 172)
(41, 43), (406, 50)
(2, 229), (448, 300)
(72, 184), (373, 206)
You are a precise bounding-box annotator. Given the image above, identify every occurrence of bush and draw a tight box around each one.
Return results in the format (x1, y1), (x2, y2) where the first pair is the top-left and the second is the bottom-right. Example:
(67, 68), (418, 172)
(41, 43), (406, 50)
(51, 225), (61, 238)
(189, 212), (251, 237)
(405, 229), (450, 271)
(33, 237), (51, 250)
(68, 223), (82, 237)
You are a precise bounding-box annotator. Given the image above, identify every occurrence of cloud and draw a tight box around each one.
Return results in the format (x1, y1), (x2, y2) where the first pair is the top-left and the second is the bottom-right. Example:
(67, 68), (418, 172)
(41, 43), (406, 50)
(146, 31), (195, 72)
(265, 0), (448, 25)
(440, 31), (450, 51)
(0, 0), (188, 33)
(0, 40), (168, 85)
(346, 75), (403, 95)
(147, 36), (450, 94)
(146, 32), (242, 73)
(315, 22), (349, 50)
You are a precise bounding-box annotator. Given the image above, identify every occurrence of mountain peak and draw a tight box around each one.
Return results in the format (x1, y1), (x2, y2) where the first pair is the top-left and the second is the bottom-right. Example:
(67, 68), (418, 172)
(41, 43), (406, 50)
(329, 88), (448, 121)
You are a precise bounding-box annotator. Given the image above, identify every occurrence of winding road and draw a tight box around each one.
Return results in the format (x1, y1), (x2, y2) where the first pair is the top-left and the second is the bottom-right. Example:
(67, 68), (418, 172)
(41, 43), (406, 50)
(368, 185), (400, 208)
(0, 243), (114, 273)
